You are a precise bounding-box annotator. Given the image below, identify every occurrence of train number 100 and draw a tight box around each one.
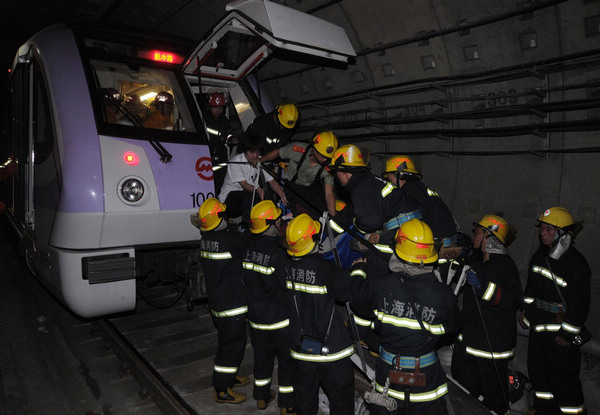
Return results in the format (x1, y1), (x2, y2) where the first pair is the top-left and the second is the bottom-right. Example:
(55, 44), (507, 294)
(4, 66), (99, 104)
(190, 192), (215, 208)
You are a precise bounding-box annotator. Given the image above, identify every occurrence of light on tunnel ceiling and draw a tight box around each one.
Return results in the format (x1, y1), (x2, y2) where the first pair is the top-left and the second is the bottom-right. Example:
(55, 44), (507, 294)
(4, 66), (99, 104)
(421, 55), (436, 71)
(463, 45), (480, 61)
(383, 63), (395, 77)
(352, 71), (366, 83)
(519, 32), (538, 50)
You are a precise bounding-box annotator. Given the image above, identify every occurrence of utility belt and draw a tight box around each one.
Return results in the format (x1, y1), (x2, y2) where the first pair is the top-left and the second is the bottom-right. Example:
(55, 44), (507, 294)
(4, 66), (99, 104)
(383, 210), (423, 231)
(534, 299), (565, 314)
(379, 348), (438, 369)
(437, 234), (459, 248)
(381, 348), (435, 388)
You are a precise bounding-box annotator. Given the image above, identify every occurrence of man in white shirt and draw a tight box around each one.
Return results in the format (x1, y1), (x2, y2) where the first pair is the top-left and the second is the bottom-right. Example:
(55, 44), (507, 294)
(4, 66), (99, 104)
(218, 135), (288, 218)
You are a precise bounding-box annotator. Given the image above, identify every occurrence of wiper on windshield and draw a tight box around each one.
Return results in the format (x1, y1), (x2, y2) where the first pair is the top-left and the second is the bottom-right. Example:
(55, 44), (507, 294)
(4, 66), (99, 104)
(102, 92), (173, 163)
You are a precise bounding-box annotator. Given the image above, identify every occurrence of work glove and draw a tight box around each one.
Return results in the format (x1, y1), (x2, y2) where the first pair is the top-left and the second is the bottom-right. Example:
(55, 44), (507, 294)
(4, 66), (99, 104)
(465, 269), (481, 292)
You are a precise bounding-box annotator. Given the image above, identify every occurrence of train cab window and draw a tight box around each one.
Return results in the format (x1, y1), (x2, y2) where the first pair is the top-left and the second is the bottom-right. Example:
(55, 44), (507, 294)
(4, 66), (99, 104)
(90, 59), (197, 135)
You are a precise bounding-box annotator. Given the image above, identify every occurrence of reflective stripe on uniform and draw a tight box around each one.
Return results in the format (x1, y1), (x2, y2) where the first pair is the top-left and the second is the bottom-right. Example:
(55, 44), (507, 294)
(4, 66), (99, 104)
(242, 261), (275, 275)
(329, 219), (344, 234)
(534, 323), (561, 332)
(206, 127), (220, 135)
(531, 265), (567, 287)
(535, 391), (554, 400)
(286, 280), (328, 295)
(465, 346), (515, 360)
(354, 314), (373, 327)
(279, 385), (294, 394)
(375, 382), (448, 402)
(561, 322), (581, 334)
(211, 306), (248, 318)
(214, 364), (238, 373)
(457, 334), (515, 359)
(254, 377), (271, 386)
(201, 251), (232, 260)
(482, 282), (497, 301)
(249, 319), (289, 330)
(350, 268), (367, 279)
(290, 345), (354, 362)
(381, 183), (396, 197)
(559, 404), (586, 414)
(523, 297), (534, 304)
(375, 311), (446, 335)
(374, 244), (394, 254)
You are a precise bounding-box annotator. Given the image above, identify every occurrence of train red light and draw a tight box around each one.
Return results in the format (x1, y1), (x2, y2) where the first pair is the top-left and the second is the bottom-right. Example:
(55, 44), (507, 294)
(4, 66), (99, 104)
(123, 151), (140, 166)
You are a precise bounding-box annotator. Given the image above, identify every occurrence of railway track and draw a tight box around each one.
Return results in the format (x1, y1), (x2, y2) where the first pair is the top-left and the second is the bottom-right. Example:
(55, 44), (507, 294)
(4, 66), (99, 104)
(101, 282), (282, 415)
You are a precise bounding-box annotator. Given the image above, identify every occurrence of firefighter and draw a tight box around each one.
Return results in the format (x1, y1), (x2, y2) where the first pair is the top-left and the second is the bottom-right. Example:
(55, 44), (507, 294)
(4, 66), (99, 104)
(242, 200), (296, 414)
(329, 145), (417, 277)
(260, 130), (338, 218)
(284, 213), (355, 415)
(143, 91), (175, 130)
(382, 155), (458, 258)
(203, 92), (235, 194)
(451, 214), (521, 414)
(519, 207), (591, 414)
(349, 219), (461, 414)
(218, 134), (288, 219)
(245, 102), (299, 155)
(196, 197), (251, 404)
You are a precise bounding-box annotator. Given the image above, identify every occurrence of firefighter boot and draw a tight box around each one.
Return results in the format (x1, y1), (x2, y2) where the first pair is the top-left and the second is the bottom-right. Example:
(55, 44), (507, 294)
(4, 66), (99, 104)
(215, 387), (247, 404)
(280, 407), (297, 414)
(257, 389), (276, 410)
(234, 375), (250, 387)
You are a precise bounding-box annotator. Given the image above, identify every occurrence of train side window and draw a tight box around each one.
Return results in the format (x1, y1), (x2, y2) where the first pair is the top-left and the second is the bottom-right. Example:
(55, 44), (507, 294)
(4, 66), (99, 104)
(32, 61), (55, 165)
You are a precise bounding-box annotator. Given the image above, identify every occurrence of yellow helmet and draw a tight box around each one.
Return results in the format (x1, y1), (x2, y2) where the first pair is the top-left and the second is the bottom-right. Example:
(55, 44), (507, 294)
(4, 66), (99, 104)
(249, 200), (282, 234)
(394, 219), (438, 264)
(538, 207), (574, 230)
(330, 145), (367, 171)
(276, 104), (299, 129)
(335, 199), (347, 212)
(285, 213), (321, 257)
(474, 214), (516, 246)
(199, 197), (226, 231)
(312, 131), (338, 158)
(383, 155), (420, 177)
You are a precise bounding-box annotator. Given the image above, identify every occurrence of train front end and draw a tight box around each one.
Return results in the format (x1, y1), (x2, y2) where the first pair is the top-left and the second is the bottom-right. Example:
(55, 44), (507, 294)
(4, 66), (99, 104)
(23, 24), (212, 318)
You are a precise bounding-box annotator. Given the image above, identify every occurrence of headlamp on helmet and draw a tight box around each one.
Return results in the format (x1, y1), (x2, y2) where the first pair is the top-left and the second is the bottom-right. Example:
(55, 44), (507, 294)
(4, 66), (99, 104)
(276, 104), (299, 129)
(312, 131), (338, 158)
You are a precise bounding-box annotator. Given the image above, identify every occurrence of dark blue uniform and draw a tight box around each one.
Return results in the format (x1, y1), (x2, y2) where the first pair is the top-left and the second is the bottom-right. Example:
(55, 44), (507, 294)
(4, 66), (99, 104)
(350, 263), (461, 415)
(451, 252), (522, 414)
(199, 228), (250, 390)
(242, 233), (294, 409)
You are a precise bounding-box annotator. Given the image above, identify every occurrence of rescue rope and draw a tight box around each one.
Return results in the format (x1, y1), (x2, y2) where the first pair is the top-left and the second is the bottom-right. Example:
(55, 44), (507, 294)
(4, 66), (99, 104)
(364, 377), (397, 411)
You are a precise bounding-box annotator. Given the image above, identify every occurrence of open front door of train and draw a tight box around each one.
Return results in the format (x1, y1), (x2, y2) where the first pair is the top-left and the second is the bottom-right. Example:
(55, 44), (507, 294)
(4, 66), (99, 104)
(182, 0), (356, 83)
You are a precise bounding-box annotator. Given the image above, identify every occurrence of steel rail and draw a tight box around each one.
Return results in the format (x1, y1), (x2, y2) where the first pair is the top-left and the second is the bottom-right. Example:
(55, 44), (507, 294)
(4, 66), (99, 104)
(94, 319), (197, 415)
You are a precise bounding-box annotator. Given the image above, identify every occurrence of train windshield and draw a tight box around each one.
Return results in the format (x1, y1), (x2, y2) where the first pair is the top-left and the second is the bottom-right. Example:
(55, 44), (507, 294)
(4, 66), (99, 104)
(91, 59), (198, 137)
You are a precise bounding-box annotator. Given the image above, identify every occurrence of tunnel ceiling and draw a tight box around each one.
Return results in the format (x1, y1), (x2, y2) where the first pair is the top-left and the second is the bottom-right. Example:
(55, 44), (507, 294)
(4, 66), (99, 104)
(3, 0), (599, 153)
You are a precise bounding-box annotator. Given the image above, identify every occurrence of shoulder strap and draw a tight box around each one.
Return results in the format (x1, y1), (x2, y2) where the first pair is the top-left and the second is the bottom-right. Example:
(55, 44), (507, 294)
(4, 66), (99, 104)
(290, 143), (314, 184)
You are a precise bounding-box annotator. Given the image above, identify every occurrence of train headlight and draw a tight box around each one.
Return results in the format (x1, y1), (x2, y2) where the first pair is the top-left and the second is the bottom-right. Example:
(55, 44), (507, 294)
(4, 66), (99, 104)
(121, 178), (145, 202)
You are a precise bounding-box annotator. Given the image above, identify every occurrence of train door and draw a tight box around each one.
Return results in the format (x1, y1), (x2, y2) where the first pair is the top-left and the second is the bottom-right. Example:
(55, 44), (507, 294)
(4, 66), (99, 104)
(3, 61), (31, 237)
(183, 0), (356, 123)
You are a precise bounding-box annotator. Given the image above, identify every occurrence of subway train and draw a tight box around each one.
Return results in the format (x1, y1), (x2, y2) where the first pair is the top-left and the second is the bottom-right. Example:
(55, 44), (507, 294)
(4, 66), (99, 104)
(0, 1), (355, 318)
